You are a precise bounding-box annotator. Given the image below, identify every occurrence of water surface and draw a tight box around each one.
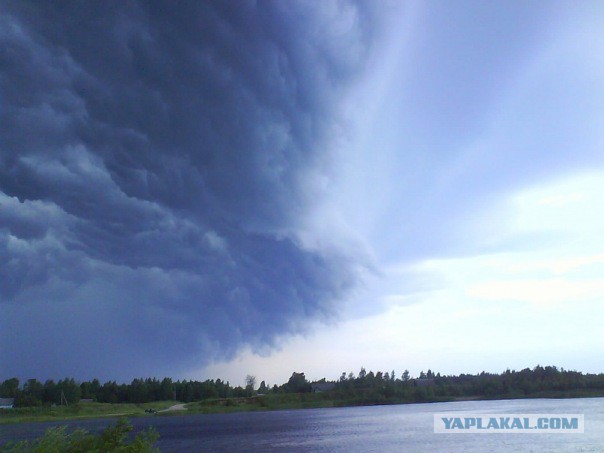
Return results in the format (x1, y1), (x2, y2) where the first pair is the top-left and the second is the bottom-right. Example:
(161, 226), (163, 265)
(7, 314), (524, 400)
(1, 398), (603, 451)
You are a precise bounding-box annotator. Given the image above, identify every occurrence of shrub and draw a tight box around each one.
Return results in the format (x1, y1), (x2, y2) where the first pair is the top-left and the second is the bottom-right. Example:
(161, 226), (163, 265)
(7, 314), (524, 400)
(1, 418), (159, 452)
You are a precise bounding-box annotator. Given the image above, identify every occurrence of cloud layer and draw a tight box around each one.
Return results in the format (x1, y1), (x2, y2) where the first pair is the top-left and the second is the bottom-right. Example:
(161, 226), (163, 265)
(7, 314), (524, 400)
(0, 1), (377, 380)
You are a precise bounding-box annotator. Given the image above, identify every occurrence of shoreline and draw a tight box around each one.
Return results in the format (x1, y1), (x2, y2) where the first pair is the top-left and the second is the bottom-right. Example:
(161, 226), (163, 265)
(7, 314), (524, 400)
(2, 392), (603, 426)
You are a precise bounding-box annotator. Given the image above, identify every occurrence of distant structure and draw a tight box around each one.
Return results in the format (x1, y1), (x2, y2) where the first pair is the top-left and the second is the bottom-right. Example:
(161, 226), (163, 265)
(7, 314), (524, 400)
(79, 398), (94, 404)
(0, 398), (14, 409)
(311, 382), (336, 393)
(60, 390), (68, 406)
(414, 378), (435, 387)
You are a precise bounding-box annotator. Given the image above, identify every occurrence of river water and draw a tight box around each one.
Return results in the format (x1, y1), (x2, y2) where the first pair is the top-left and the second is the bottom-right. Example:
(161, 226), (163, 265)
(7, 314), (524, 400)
(1, 398), (603, 451)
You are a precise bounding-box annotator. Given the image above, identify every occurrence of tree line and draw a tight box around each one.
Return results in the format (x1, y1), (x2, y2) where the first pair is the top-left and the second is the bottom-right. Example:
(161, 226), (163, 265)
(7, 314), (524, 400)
(0, 377), (231, 407)
(326, 365), (604, 405)
(2, 365), (604, 408)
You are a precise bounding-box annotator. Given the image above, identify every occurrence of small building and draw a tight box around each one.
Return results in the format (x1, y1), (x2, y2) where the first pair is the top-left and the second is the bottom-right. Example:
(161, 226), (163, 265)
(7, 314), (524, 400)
(79, 399), (94, 404)
(0, 398), (15, 409)
(414, 378), (435, 387)
(311, 382), (336, 393)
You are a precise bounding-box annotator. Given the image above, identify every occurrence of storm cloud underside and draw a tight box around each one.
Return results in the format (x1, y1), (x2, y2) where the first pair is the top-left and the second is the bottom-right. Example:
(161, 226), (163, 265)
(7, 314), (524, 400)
(0, 1), (376, 380)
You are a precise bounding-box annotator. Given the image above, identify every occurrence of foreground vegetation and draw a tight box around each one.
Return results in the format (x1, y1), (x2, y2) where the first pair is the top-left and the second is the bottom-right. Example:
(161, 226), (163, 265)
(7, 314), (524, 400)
(0, 418), (158, 452)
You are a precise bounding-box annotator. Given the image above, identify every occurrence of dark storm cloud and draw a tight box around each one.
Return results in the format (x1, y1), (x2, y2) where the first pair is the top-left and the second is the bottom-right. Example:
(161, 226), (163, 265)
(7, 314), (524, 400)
(0, 1), (377, 380)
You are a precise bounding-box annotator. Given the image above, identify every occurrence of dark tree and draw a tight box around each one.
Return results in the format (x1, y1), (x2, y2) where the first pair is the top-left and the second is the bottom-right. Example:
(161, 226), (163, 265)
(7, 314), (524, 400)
(0, 378), (19, 398)
(285, 372), (311, 393)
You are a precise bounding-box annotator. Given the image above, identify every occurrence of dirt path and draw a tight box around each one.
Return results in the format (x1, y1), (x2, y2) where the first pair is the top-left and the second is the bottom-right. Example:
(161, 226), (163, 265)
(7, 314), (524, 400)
(158, 403), (187, 413)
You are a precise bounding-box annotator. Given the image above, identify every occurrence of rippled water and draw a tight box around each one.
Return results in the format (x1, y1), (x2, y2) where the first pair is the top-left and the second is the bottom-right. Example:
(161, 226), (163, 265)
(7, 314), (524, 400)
(2, 398), (603, 451)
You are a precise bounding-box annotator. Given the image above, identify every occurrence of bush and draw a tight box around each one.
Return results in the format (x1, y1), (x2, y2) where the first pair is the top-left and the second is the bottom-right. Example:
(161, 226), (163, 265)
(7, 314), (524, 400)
(1, 418), (159, 452)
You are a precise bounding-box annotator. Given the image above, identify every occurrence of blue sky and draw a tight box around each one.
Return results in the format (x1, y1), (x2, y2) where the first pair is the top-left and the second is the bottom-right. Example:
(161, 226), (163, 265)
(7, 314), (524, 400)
(1, 1), (603, 385)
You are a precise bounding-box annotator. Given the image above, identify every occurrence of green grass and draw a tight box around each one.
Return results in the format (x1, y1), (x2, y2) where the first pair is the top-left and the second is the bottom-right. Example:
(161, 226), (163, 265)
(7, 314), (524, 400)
(0, 401), (177, 425)
(184, 390), (604, 415)
(185, 393), (336, 414)
(4, 389), (604, 424)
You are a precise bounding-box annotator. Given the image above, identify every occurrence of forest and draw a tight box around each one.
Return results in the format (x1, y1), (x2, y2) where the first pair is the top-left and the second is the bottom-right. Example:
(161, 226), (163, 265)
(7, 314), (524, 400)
(2, 365), (604, 408)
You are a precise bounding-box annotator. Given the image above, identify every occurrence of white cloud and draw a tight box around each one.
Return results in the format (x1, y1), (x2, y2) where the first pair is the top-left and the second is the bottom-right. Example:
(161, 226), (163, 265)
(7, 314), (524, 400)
(466, 278), (604, 306)
(198, 170), (604, 384)
(504, 254), (604, 276)
(510, 172), (604, 239)
(197, 4), (604, 383)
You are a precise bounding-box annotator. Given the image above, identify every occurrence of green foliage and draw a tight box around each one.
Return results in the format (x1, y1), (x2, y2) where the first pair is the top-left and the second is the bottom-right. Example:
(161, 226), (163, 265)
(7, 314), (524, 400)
(0, 379), (19, 398)
(244, 375), (256, 397)
(283, 372), (311, 393)
(1, 418), (158, 452)
(257, 381), (268, 394)
(185, 393), (334, 414)
(0, 401), (177, 425)
(4, 364), (604, 418)
(57, 378), (81, 405)
(80, 379), (100, 400)
(325, 364), (604, 406)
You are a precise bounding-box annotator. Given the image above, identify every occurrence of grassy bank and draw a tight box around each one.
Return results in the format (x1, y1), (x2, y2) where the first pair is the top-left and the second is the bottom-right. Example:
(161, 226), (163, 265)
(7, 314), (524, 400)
(0, 401), (176, 425)
(3, 389), (604, 424)
(167, 389), (604, 416)
(184, 393), (336, 414)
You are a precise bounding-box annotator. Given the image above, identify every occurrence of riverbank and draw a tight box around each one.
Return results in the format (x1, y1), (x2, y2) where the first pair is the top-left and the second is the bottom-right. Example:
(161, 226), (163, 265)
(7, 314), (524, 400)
(0, 400), (177, 425)
(3, 398), (603, 452)
(2, 390), (604, 425)
(184, 388), (604, 415)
